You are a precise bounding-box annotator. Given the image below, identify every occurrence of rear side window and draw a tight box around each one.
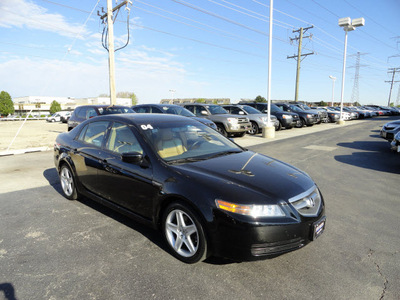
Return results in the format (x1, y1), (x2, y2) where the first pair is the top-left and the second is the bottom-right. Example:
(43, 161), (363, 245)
(135, 106), (150, 113)
(151, 107), (163, 113)
(78, 121), (109, 148)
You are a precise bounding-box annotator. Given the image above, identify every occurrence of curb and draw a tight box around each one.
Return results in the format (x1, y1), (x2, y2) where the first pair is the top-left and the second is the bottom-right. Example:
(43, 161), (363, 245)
(0, 146), (51, 157)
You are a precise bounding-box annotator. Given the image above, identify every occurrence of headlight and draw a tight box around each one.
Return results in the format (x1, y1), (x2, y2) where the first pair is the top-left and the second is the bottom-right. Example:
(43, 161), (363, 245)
(306, 114), (313, 118)
(282, 114), (292, 119)
(216, 199), (285, 217)
(227, 118), (238, 124)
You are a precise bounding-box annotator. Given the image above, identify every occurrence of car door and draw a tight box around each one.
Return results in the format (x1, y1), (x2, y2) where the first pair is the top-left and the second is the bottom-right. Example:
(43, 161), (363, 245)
(96, 122), (157, 219)
(72, 120), (110, 194)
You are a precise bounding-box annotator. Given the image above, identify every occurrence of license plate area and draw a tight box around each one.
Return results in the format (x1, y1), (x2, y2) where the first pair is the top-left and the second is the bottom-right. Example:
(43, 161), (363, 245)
(311, 217), (326, 240)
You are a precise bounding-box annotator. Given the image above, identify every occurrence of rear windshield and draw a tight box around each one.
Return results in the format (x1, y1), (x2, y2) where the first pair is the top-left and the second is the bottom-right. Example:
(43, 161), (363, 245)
(98, 107), (134, 115)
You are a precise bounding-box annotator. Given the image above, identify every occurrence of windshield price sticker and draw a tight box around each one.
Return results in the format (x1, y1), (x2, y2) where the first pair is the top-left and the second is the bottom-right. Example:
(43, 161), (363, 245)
(141, 124), (153, 130)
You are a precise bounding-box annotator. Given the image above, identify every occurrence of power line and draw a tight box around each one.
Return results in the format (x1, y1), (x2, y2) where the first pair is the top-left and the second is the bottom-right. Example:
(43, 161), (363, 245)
(343, 0), (398, 36)
(132, 2), (266, 48)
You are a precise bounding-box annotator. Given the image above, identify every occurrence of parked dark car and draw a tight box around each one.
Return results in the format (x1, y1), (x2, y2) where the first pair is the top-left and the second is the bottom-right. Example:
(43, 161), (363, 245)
(390, 131), (400, 152)
(132, 104), (217, 130)
(54, 114), (326, 263)
(240, 102), (299, 130)
(182, 103), (251, 137)
(313, 107), (340, 123)
(274, 103), (319, 127)
(222, 104), (279, 134)
(380, 120), (400, 141)
(292, 103), (328, 123)
(67, 105), (134, 131)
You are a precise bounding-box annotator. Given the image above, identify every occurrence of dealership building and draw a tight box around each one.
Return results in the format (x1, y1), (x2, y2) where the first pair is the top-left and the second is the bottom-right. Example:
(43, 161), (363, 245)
(12, 96), (132, 116)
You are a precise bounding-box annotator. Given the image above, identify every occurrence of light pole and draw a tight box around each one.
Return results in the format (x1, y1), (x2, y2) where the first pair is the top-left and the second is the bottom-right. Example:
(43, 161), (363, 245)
(263, 0), (275, 138)
(338, 17), (365, 125)
(329, 75), (336, 106)
(169, 89), (176, 103)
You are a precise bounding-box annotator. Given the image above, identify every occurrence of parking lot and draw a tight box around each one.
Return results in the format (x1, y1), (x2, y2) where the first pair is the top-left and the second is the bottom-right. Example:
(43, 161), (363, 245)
(0, 116), (399, 299)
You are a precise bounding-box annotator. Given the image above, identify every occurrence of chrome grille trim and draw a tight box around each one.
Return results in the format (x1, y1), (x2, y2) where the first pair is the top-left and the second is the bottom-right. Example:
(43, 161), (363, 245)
(288, 186), (322, 217)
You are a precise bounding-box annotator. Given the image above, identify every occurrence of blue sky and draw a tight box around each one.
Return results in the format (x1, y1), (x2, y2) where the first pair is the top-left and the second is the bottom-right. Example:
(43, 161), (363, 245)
(1, 0), (399, 106)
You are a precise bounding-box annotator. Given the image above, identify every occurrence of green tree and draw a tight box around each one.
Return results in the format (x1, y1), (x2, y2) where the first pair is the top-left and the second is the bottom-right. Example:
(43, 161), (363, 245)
(50, 100), (62, 114)
(0, 91), (14, 116)
(117, 91), (138, 105)
(195, 98), (206, 103)
(353, 101), (361, 106)
(255, 95), (267, 103)
(319, 100), (328, 106)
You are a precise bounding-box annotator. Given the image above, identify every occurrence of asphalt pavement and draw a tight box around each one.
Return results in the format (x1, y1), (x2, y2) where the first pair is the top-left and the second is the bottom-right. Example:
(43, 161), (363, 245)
(0, 116), (399, 300)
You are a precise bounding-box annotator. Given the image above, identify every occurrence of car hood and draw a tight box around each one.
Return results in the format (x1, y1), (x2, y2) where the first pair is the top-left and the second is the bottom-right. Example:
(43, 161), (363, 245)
(384, 120), (400, 127)
(171, 151), (315, 204)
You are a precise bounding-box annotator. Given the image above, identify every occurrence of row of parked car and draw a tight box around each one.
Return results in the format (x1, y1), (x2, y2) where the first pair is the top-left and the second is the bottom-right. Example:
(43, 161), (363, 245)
(63, 102), (399, 138)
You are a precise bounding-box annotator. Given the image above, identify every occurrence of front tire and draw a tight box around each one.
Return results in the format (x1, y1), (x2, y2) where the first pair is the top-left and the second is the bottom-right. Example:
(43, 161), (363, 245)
(162, 203), (208, 264)
(247, 121), (259, 135)
(59, 164), (78, 200)
(216, 125), (228, 137)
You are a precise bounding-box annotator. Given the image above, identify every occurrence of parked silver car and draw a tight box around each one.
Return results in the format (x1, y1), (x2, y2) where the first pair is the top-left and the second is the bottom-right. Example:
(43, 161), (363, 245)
(222, 104), (279, 135)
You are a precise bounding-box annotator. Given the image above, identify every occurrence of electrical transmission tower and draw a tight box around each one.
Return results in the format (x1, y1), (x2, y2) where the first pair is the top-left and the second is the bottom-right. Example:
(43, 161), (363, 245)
(287, 26), (314, 102)
(396, 84), (400, 107)
(385, 68), (400, 106)
(348, 52), (368, 105)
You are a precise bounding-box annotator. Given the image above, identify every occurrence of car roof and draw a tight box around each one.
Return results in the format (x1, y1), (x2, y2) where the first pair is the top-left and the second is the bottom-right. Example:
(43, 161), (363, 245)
(82, 112), (195, 125)
(133, 104), (179, 108)
(76, 104), (131, 109)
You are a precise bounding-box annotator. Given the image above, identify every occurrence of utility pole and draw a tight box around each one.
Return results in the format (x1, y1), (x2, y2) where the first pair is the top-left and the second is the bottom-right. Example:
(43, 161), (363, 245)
(99, 0), (132, 105)
(287, 26), (314, 102)
(385, 68), (400, 106)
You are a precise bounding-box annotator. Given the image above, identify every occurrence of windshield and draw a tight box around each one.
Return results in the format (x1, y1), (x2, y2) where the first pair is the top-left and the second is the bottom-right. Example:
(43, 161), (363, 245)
(271, 104), (282, 113)
(302, 104), (311, 110)
(99, 107), (135, 115)
(242, 106), (261, 114)
(289, 105), (304, 112)
(140, 121), (242, 163)
(207, 105), (228, 115)
(162, 106), (195, 117)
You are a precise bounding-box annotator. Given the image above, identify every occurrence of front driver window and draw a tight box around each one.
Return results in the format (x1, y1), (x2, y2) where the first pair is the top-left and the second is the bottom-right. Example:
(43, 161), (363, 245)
(106, 123), (143, 154)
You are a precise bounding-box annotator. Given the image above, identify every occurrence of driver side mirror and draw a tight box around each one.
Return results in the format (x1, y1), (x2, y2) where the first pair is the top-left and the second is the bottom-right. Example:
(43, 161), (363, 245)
(121, 152), (143, 164)
(201, 110), (209, 116)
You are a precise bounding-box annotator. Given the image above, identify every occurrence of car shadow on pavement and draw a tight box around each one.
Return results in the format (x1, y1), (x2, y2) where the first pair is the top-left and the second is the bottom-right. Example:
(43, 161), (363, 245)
(335, 141), (400, 174)
(43, 168), (63, 196)
(42, 167), (243, 265)
(0, 283), (17, 300)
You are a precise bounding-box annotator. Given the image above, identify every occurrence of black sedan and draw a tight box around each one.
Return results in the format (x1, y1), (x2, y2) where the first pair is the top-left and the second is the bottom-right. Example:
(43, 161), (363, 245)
(54, 114), (326, 263)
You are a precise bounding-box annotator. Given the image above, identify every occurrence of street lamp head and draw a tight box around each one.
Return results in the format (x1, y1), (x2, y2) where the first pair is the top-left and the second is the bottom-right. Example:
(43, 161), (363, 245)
(329, 75), (336, 80)
(351, 17), (365, 27)
(339, 17), (364, 31)
(338, 17), (351, 27)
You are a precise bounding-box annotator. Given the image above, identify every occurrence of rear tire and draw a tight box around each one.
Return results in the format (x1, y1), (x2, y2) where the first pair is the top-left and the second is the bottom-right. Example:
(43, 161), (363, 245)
(162, 202), (208, 264)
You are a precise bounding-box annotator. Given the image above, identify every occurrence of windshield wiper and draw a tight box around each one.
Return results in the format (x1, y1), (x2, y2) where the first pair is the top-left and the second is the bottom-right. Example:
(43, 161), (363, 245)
(168, 157), (208, 164)
(207, 150), (242, 159)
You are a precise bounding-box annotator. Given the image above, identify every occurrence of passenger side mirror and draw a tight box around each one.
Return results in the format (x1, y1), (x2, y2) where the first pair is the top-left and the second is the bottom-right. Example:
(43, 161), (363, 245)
(201, 111), (209, 116)
(239, 111), (245, 115)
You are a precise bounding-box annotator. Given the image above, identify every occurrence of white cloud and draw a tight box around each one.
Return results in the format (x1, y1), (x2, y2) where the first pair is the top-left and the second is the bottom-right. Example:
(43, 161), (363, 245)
(0, 0), (89, 38)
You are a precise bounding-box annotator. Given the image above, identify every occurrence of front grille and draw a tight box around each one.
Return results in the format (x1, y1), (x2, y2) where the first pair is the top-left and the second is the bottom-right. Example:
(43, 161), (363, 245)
(289, 186), (322, 217)
(251, 237), (305, 256)
(237, 117), (248, 124)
